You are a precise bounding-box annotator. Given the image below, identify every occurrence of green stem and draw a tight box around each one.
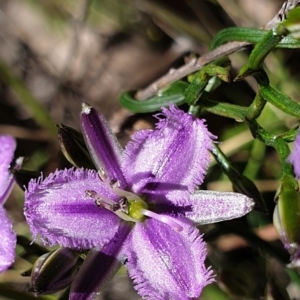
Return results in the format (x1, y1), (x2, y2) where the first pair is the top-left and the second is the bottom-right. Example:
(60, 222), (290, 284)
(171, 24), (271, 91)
(210, 27), (300, 50)
(211, 144), (231, 172)
(279, 127), (299, 143)
(248, 29), (286, 70)
(260, 85), (300, 118)
(200, 97), (247, 121)
(212, 144), (266, 212)
(245, 90), (266, 120)
(247, 120), (293, 176)
(119, 81), (188, 113)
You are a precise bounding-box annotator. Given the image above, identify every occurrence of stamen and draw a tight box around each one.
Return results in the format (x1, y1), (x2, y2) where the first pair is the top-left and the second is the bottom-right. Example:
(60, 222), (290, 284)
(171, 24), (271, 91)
(85, 190), (115, 205)
(119, 197), (129, 214)
(140, 209), (183, 232)
(85, 190), (139, 223)
(111, 185), (141, 202)
(97, 168), (108, 182)
(110, 179), (120, 189)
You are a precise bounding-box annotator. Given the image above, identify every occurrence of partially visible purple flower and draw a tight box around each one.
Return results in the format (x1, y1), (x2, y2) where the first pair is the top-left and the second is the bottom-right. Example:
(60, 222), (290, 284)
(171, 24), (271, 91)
(288, 133), (300, 178)
(25, 104), (254, 300)
(0, 135), (17, 273)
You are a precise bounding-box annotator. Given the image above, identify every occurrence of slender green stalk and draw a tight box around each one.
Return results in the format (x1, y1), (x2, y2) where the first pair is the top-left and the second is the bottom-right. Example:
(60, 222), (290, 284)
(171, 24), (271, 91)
(210, 27), (300, 50)
(119, 81), (188, 113)
(200, 97), (247, 121)
(247, 120), (293, 176)
(259, 85), (300, 118)
(248, 29), (285, 70)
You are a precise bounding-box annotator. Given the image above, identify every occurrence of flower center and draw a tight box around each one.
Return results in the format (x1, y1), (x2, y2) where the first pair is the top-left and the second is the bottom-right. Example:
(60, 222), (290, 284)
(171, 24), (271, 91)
(85, 170), (183, 232)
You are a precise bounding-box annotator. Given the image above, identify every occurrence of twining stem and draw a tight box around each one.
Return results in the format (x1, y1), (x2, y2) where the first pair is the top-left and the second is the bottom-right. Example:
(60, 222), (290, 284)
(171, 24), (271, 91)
(135, 0), (300, 100)
(246, 120), (294, 177)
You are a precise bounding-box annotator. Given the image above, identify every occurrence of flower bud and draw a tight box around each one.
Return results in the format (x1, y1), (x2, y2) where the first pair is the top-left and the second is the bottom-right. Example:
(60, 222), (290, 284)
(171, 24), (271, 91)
(273, 176), (300, 257)
(29, 248), (79, 295)
(57, 123), (95, 169)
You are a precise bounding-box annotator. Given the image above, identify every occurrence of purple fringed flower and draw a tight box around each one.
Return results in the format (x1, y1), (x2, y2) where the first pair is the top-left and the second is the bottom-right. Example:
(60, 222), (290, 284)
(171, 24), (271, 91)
(0, 135), (17, 273)
(288, 133), (300, 178)
(25, 104), (254, 300)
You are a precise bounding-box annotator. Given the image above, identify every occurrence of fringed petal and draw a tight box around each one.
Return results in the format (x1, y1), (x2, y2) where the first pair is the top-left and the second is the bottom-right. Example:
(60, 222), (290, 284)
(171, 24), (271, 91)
(0, 207), (16, 273)
(122, 105), (214, 205)
(0, 135), (16, 205)
(24, 168), (121, 249)
(125, 218), (214, 300)
(81, 102), (127, 188)
(185, 190), (254, 224)
(70, 221), (132, 300)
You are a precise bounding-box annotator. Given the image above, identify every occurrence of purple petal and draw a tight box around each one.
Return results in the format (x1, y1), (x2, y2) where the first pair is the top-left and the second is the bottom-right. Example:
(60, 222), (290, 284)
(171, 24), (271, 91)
(288, 133), (300, 178)
(80, 102), (127, 188)
(0, 207), (16, 273)
(70, 221), (132, 300)
(185, 190), (254, 224)
(122, 105), (215, 205)
(125, 218), (214, 300)
(0, 135), (16, 205)
(25, 168), (121, 249)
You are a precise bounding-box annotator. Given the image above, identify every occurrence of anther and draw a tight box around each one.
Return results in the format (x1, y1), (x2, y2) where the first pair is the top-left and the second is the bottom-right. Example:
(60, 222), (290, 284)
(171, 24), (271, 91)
(98, 168), (107, 182)
(111, 203), (121, 212)
(85, 189), (137, 222)
(109, 179), (120, 189)
(94, 198), (112, 211)
(86, 190), (97, 198)
(119, 197), (128, 213)
(85, 189), (116, 206)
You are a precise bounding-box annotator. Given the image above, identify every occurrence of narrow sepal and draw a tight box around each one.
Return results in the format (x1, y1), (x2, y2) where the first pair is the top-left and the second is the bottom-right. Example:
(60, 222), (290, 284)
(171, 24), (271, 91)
(125, 218), (214, 300)
(25, 168), (121, 249)
(186, 190), (254, 224)
(70, 221), (132, 300)
(80, 102), (127, 188)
